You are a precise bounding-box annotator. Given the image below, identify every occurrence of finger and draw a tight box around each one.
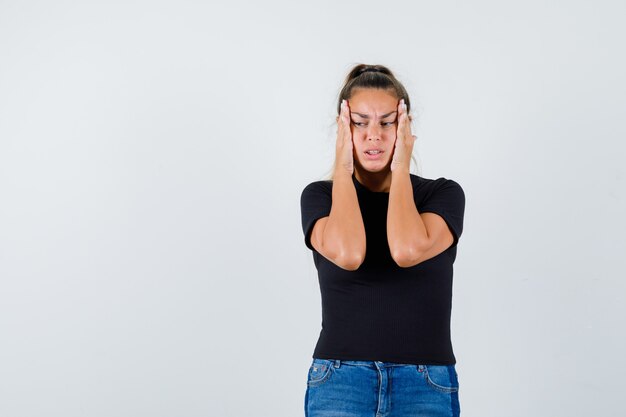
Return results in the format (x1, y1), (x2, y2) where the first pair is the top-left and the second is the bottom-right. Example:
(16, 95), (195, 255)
(344, 102), (353, 137)
(400, 100), (409, 123)
(339, 100), (348, 133)
(396, 100), (407, 131)
(339, 100), (345, 123)
(401, 101), (413, 136)
(395, 101), (406, 140)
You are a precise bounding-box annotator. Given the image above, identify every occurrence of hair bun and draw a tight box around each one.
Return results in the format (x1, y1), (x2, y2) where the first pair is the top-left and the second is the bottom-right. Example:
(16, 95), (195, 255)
(360, 67), (382, 74)
(338, 63), (408, 118)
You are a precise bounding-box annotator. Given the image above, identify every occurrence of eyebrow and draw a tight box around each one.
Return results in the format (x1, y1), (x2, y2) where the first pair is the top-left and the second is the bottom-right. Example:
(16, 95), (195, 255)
(351, 111), (397, 119)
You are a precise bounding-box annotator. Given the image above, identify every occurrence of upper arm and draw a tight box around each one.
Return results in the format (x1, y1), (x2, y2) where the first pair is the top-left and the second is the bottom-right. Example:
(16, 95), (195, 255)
(308, 216), (328, 254)
(309, 215), (330, 255)
(397, 213), (455, 268)
(412, 212), (455, 264)
(301, 181), (361, 271)
(301, 182), (332, 251)
(398, 178), (465, 267)
(310, 216), (362, 271)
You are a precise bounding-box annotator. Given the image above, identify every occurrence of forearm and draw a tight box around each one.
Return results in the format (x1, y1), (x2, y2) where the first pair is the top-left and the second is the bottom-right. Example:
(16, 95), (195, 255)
(322, 170), (366, 266)
(387, 168), (428, 263)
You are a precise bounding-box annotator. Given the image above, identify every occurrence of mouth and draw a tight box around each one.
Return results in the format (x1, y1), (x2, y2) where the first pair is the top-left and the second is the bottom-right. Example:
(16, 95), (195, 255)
(364, 149), (384, 160)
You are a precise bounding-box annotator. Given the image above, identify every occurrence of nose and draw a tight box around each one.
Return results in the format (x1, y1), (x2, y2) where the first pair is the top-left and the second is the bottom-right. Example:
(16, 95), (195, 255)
(367, 124), (382, 141)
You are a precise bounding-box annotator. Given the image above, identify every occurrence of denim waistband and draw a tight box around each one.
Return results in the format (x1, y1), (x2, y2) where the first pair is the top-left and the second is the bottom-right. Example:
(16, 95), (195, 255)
(315, 359), (432, 370)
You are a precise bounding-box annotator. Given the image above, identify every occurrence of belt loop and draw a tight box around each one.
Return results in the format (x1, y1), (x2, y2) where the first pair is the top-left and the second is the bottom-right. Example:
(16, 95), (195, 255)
(334, 359), (341, 368)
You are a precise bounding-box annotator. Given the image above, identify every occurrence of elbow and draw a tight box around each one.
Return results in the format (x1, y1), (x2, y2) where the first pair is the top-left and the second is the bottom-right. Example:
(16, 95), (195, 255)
(391, 243), (423, 268)
(393, 256), (418, 268)
(335, 251), (365, 271)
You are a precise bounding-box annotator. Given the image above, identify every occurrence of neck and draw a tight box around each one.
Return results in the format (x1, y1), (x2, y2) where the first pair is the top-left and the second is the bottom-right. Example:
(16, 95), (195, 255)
(354, 168), (393, 193)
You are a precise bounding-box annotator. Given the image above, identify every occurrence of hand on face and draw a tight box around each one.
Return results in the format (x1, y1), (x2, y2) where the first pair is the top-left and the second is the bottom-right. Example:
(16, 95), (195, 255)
(334, 99), (354, 175)
(390, 99), (416, 173)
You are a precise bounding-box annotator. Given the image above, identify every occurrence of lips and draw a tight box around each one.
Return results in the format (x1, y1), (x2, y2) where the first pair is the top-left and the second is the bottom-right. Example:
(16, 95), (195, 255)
(364, 149), (384, 159)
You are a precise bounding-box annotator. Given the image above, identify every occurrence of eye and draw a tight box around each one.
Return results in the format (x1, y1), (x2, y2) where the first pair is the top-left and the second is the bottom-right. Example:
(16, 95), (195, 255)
(352, 121), (365, 127)
(382, 122), (395, 127)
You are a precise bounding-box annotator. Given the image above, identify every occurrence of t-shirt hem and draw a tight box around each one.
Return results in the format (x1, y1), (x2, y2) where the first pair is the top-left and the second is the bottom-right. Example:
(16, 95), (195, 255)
(312, 352), (456, 366)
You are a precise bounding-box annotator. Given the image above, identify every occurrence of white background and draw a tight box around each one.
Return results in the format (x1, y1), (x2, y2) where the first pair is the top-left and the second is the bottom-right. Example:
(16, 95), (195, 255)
(1, 1), (624, 416)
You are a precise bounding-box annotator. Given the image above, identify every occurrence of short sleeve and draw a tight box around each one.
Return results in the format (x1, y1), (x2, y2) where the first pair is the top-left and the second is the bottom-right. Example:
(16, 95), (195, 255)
(418, 178), (466, 248)
(300, 181), (332, 251)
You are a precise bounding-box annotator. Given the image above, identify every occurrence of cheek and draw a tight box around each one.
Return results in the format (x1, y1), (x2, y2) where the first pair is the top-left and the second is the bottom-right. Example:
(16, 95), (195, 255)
(380, 131), (396, 144)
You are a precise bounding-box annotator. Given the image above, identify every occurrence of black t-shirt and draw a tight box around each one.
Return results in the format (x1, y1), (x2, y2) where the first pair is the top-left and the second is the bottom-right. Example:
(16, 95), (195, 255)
(300, 172), (465, 365)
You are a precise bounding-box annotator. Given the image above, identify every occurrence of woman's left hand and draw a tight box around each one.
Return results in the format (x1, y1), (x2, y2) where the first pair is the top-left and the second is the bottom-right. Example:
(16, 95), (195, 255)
(390, 98), (416, 173)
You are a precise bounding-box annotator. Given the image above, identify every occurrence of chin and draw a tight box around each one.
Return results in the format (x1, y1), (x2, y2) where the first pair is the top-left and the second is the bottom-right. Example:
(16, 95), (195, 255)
(358, 162), (390, 173)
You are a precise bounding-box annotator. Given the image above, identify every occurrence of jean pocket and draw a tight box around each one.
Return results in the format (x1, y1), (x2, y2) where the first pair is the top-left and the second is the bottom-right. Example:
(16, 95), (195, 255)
(423, 365), (459, 393)
(307, 359), (334, 387)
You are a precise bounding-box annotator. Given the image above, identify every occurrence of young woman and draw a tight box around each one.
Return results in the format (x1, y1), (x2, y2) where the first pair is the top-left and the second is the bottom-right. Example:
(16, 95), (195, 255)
(300, 64), (466, 417)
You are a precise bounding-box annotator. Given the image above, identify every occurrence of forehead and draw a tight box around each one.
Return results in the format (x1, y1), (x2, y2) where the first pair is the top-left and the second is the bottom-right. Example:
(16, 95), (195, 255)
(349, 88), (398, 118)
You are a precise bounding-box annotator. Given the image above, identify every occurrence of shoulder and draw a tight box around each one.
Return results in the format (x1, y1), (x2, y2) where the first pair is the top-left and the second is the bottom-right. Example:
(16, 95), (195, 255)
(300, 179), (333, 203)
(410, 173), (463, 192)
(301, 179), (332, 194)
(410, 174), (465, 207)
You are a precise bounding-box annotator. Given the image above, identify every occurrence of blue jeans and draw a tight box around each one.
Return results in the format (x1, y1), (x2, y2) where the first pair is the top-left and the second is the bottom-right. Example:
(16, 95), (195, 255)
(305, 358), (460, 417)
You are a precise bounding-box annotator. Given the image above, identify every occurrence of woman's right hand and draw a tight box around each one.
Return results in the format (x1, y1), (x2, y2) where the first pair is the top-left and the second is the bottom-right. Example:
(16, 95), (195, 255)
(334, 99), (354, 175)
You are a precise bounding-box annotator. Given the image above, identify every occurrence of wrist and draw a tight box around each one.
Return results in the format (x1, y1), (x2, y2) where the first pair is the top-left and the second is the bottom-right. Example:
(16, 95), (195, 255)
(333, 168), (353, 180)
(391, 165), (411, 176)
